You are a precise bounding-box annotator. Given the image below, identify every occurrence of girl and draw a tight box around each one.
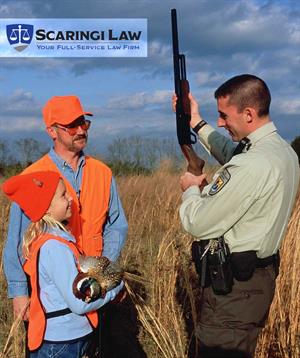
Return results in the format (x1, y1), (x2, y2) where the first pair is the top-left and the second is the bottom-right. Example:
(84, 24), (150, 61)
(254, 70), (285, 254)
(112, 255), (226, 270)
(2, 171), (123, 357)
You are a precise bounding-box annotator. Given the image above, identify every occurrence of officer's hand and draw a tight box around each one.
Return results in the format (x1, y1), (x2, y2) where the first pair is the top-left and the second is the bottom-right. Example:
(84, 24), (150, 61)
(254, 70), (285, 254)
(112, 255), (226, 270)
(172, 93), (204, 129)
(180, 172), (207, 192)
(172, 94), (177, 112)
(189, 93), (204, 129)
(13, 295), (30, 321)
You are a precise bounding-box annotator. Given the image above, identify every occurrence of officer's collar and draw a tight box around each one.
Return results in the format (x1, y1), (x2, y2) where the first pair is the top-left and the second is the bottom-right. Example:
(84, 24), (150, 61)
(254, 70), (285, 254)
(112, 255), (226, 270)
(247, 122), (277, 147)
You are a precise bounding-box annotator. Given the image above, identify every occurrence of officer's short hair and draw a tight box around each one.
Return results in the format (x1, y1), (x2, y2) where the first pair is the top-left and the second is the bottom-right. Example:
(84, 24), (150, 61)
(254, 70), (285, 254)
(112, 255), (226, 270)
(214, 74), (271, 117)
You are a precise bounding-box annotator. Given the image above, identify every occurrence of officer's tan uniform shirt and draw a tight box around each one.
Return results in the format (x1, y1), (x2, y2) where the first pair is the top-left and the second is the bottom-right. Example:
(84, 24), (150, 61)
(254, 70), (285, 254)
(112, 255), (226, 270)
(180, 122), (299, 258)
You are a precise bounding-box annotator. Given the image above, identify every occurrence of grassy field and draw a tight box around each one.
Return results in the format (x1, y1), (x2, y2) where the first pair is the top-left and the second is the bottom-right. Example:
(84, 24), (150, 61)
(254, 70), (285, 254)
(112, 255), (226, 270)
(0, 163), (299, 357)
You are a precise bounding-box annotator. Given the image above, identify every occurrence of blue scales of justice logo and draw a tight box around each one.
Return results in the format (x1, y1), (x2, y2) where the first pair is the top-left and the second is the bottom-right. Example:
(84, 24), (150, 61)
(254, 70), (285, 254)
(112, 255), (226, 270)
(6, 24), (34, 52)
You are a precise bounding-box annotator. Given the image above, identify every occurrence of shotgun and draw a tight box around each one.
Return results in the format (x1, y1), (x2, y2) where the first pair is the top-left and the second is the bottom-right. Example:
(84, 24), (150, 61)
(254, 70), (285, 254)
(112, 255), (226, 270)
(171, 8), (205, 175)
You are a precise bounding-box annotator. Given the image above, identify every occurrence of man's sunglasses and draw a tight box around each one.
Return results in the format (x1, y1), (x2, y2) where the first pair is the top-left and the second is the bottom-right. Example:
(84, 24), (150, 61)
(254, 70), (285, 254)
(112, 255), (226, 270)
(54, 119), (91, 136)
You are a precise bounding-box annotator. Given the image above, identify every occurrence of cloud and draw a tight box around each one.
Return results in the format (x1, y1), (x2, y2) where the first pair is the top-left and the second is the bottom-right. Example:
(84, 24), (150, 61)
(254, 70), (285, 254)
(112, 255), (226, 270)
(0, 2), (35, 17)
(183, 1), (298, 54)
(0, 89), (42, 134)
(195, 71), (224, 87)
(0, 0), (298, 80)
(289, 22), (300, 45)
(106, 90), (172, 110)
(0, 0), (299, 146)
(148, 41), (172, 65)
(275, 98), (300, 115)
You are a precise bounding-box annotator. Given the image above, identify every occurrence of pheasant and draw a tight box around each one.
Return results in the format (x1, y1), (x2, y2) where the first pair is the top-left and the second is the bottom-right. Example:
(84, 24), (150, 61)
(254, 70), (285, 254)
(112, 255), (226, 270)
(72, 255), (123, 303)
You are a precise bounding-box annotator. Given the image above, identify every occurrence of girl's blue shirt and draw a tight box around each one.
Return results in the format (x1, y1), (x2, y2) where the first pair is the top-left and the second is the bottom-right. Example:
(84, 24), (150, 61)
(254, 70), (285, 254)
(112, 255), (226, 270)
(3, 148), (128, 298)
(36, 227), (123, 341)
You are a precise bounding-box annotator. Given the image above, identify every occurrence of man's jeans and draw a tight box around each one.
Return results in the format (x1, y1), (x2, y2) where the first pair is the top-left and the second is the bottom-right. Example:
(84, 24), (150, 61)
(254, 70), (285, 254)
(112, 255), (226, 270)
(30, 339), (89, 358)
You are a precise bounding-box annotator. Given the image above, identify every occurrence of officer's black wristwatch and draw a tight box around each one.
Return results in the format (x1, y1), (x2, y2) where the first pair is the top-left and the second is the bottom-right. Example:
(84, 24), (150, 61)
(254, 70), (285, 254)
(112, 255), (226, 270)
(192, 120), (207, 134)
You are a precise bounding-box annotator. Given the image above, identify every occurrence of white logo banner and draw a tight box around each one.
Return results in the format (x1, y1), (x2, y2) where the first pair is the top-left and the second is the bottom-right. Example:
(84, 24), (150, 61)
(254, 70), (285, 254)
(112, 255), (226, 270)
(0, 18), (147, 57)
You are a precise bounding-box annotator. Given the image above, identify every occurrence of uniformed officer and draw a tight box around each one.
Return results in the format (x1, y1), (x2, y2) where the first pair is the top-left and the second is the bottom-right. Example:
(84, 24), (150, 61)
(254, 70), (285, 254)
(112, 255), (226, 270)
(177, 74), (299, 357)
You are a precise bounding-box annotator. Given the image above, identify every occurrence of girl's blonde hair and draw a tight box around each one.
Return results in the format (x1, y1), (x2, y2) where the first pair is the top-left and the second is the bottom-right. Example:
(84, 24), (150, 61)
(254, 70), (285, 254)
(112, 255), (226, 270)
(23, 214), (68, 259)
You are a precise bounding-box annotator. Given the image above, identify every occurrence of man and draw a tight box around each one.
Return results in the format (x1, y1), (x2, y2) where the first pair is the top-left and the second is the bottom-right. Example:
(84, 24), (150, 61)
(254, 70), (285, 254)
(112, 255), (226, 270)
(3, 95), (128, 355)
(178, 74), (299, 357)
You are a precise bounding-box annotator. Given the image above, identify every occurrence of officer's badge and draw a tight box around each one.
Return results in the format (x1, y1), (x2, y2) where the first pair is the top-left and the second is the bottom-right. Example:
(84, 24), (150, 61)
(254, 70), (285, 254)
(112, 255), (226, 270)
(209, 169), (231, 195)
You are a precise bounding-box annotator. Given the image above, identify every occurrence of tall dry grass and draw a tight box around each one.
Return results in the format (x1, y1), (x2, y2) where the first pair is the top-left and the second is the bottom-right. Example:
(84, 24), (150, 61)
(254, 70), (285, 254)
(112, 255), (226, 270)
(118, 162), (195, 357)
(255, 191), (300, 358)
(0, 189), (26, 358)
(0, 163), (299, 357)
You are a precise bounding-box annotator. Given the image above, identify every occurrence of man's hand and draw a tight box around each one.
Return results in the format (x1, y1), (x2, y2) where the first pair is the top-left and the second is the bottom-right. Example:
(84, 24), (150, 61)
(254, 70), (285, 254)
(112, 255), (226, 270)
(13, 296), (30, 320)
(172, 93), (177, 112)
(180, 172), (207, 192)
(188, 93), (204, 128)
(172, 93), (204, 129)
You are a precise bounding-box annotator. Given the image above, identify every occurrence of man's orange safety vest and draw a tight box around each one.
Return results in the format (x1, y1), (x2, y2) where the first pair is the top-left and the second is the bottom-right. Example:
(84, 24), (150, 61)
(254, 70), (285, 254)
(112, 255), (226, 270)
(23, 154), (112, 256)
(23, 234), (98, 351)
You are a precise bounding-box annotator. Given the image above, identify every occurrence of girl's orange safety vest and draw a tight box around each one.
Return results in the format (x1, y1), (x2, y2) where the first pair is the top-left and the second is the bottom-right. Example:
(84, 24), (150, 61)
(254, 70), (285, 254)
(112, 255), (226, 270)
(23, 233), (98, 351)
(23, 154), (112, 256)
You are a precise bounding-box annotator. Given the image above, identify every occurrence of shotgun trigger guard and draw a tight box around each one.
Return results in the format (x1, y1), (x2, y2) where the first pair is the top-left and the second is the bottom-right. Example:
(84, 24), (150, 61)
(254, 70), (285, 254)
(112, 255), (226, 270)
(190, 132), (197, 144)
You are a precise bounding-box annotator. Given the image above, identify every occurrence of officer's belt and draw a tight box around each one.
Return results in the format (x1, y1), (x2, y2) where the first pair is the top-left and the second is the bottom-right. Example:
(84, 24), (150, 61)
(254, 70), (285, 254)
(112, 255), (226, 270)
(256, 252), (279, 268)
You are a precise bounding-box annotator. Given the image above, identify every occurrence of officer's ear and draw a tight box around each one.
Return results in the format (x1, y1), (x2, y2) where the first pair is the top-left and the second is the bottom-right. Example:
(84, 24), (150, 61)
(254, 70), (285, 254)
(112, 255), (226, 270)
(46, 126), (58, 140)
(243, 107), (256, 124)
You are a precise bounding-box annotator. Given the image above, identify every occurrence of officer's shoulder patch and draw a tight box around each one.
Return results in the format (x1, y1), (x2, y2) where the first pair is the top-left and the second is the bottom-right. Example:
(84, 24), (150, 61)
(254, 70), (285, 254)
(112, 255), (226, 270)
(209, 168), (231, 196)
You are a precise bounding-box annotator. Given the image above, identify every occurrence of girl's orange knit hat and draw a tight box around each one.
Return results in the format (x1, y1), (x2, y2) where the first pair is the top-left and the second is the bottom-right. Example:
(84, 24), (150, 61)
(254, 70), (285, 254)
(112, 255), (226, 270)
(2, 171), (61, 222)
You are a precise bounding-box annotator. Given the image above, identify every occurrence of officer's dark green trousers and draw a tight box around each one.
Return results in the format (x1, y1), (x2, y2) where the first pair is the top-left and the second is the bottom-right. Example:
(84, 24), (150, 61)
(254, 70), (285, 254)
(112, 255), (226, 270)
(196, 265), (276, 357)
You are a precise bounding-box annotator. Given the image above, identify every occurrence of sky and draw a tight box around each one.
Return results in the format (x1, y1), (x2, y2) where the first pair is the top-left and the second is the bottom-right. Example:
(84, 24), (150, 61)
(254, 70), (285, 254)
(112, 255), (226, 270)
(0, 0), (299, 156)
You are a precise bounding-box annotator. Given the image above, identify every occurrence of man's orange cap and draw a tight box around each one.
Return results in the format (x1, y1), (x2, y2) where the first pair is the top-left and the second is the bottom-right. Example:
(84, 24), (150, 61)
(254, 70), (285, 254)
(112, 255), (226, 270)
(2, 171), (61, 222)
(42, 95), (93, 127)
